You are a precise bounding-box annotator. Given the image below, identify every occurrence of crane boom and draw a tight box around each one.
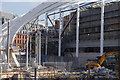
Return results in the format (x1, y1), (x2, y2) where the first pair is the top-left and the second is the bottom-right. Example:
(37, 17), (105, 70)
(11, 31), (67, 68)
(99, 51), (120, 65)
(86, 52), (120, 68)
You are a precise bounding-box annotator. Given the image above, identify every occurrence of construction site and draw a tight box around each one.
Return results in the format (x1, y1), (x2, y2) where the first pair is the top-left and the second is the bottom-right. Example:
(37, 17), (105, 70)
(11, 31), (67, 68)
(0, 0), (120, 80)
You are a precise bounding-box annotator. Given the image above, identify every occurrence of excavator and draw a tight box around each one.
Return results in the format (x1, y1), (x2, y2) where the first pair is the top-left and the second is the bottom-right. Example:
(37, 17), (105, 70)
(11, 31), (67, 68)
(86, 52), (120, 70)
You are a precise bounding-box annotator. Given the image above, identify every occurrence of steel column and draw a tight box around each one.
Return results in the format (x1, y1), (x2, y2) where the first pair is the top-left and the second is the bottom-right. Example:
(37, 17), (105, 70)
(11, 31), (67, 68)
(45, 13), (48, 55)
(35, 32), (38, 65)
(30, 34), (32, 62)
(58, 9), (63, 56)
(100, 0), (104, 56)
(76, 5), (80, 57)
(38, 31), (41, 65)
(26, 27), (29, 69)
(7, 21), (10, 69)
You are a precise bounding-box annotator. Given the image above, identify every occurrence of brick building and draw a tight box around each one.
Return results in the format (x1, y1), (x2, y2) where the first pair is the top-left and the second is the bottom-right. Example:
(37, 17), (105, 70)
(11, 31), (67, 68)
(13, 23), (44, 52)
(14, 34), (27, 51)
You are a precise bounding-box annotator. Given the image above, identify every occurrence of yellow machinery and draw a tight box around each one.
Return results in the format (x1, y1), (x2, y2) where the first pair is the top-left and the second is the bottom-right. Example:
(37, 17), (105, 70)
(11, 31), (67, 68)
(86, 52), (120, 69)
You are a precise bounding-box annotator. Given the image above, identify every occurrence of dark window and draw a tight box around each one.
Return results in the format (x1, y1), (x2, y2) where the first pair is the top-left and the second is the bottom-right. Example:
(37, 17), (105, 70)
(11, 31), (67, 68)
(18, 40), (19, 43)
(22, 35), (23, 38)
(14, 40), (16, 44)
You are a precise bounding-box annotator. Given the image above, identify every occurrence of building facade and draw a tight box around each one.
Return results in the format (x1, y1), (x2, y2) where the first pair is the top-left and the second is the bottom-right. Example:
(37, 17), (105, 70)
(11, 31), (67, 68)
(13, 34), (27, 51)
(48, 1), (120, 56)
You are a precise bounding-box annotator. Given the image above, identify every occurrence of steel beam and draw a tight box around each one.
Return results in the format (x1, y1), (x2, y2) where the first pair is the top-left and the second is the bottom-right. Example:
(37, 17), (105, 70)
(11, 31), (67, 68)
(47, 9), (77, 36)
(48, 8), (76, 16)
(61, 10), (77, 36)
(47, 16), (58, 34)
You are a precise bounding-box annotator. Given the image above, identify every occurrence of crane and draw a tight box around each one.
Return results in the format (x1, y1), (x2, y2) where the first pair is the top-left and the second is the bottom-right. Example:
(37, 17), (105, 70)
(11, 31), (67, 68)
(86, 51), (120, 69)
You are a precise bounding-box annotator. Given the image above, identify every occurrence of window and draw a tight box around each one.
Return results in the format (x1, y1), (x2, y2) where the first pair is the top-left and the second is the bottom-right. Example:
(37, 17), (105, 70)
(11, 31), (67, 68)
(14, 40), (16, 44)
(23, 36), (24, 39)
(18, 40), (19, 43)
(20, 40), (21, 44)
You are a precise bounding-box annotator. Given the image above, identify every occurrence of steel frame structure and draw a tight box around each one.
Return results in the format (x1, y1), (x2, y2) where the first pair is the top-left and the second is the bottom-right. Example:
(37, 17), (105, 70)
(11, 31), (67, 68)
(0, 1), (79, 68)
(44, 1), (103, 57)
(46, 7), (77, 56)
(1, 0), (118, 69)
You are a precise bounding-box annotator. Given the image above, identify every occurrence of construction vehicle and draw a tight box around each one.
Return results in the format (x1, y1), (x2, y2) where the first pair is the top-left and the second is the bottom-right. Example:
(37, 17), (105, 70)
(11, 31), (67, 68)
(86, 52), (120, 70)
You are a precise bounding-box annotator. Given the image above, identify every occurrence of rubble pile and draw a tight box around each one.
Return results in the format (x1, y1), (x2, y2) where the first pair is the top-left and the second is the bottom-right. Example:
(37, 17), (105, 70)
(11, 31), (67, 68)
(19, 65), (118, 79)
(80, 66), (118, 79)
